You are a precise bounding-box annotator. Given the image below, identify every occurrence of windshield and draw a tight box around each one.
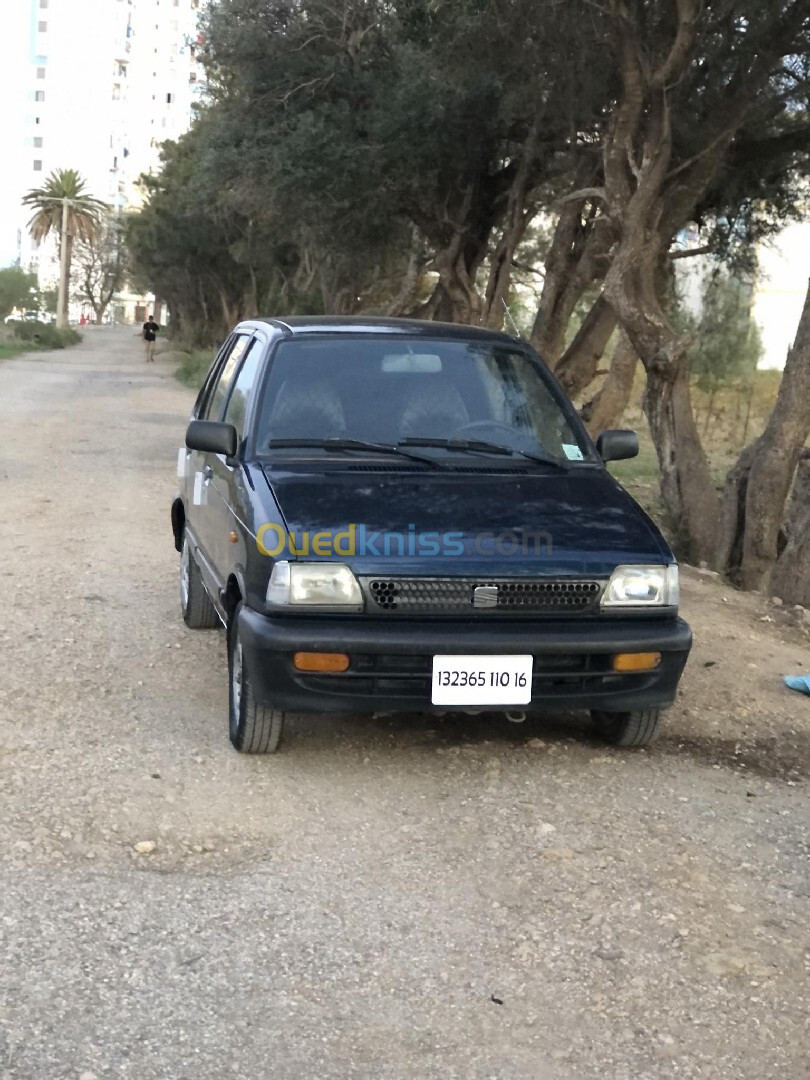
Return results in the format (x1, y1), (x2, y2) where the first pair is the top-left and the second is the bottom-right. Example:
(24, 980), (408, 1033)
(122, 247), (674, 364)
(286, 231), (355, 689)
(254, 337), (593, 463)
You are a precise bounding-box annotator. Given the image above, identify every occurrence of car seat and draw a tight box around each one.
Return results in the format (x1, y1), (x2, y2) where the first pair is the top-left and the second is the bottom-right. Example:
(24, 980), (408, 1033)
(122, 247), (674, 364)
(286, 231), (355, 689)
(262, 377), (346, 443)
(398, 378), (470, 439)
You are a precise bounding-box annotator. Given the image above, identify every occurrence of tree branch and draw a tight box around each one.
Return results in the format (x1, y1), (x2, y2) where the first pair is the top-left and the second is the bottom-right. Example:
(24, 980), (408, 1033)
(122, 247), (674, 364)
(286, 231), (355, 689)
(652, 0), (702, 90)
(670, 243), (714, 260)
(555, 186), (607, 206)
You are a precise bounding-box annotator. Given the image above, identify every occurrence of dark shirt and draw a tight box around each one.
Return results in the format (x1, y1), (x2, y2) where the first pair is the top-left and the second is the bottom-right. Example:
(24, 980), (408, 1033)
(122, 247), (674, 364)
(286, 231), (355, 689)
(143, 320), (160, 341)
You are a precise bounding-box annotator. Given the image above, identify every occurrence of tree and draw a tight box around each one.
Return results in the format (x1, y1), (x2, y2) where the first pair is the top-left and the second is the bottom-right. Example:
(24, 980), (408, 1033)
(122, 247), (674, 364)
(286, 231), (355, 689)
(770, 451), (810, 607)
(197, 0), (613, 325)
(72, 212), (128, 325)
(588, 0), (810, 563)
(718, 277), (810, 591)
(0, 266), (38, 318)
(22, 169), (106, 328)
(675, 270), (763, 433)
(130, 0), (810, 585)
(40, 287), (58, 316)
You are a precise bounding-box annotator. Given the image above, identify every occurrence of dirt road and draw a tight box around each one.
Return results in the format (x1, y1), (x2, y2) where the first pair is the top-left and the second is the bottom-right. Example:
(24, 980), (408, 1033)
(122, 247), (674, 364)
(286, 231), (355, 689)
(0, 327), (808, 1079)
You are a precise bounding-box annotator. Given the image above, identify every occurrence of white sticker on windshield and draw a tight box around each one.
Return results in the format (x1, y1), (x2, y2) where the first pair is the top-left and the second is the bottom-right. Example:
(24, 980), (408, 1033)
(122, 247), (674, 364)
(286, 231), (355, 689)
(562, 444), (584, 461)
(193, 471), (204, 505)
(177, 448), (187, 478)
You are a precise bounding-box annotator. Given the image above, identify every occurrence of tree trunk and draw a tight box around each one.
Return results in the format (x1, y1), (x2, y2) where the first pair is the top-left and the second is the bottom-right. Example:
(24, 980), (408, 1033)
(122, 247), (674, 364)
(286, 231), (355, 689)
(770, 453), (810, 606)
(732, 278), (810, 590)
(553, 294), (617, 397)
(405, 282), (446, 321)
(385, 228), (424, 317)
(643, 353), (720, 562)
(433, 242), (483, 325)
(58, 232), (74, 329)
(244, 266), (258, 319)
(581, 330), (638, 435)
(530, 205), (612, 364)
(481, 121), (540, 330)
(603, 234), (721, 563)
(715, 440), (757, 583)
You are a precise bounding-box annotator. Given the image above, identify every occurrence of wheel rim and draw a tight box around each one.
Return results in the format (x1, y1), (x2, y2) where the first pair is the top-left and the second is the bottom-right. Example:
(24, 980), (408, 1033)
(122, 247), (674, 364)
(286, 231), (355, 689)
(231, 638), (243, 718)
(180, 540), (190, 609)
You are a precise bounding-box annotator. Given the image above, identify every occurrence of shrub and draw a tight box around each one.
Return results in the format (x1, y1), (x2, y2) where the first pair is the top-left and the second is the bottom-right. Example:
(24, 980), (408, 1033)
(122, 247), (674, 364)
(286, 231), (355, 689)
(176, 348), (214, 388)
(9, 321), (81, 348)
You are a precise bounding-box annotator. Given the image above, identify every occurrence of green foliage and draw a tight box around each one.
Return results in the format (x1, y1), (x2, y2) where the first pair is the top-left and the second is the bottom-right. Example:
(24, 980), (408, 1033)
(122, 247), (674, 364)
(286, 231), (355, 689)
(175, 348), (216, 388)
(0, 266), (39, 318)
(129, 0), (613, 338)
(22, 168), (106, 245)
(675, 272), (763, 394)
(40, 287), (58, 314)
(8, 322), (82, 348)
(127, 0), (809, 342)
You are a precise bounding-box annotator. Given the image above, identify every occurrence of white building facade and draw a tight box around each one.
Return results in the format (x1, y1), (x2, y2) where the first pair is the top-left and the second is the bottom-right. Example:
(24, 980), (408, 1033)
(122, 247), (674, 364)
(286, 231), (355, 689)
(0, 0), (205, 317)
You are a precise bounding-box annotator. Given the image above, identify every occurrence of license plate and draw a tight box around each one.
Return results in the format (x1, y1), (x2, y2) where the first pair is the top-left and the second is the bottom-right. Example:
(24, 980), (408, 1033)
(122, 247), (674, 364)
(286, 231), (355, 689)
(431, 654), (533, 706)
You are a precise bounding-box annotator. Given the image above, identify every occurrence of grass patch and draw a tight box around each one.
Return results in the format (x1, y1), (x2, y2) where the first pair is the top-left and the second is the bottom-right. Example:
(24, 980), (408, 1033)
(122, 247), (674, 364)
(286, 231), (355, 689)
(598, 368), (788, 548)
(175, 349), (215, 389)
(0, 324), (82, 358)
(0, 343), (38, 361)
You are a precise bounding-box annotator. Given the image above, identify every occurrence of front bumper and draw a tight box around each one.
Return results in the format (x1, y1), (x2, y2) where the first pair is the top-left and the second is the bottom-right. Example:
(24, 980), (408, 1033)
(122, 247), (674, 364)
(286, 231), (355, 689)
(238, 607), (692, 715)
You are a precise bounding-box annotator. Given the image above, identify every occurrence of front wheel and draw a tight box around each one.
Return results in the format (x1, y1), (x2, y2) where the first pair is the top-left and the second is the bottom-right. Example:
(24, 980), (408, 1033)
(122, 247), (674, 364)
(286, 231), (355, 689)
(591, 708), (663, 747)
(228, 603), (284, 753)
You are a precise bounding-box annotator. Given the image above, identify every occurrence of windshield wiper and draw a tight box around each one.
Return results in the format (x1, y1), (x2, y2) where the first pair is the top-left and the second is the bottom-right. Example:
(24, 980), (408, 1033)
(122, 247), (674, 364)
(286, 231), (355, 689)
(399, 437), (569, 470)
(266, 437), (447, 468)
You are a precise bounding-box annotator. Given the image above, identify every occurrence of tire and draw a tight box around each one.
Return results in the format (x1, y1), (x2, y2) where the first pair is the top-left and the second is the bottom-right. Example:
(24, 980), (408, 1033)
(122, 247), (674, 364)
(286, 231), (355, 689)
(591, 708), (663, 747)
(180, 535), (219, 629)
(228, 603), (284, 753)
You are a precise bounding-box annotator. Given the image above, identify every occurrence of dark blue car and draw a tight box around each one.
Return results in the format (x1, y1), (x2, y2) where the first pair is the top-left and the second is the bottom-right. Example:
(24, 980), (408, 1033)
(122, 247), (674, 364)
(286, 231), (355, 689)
(172, 317), (691, 753)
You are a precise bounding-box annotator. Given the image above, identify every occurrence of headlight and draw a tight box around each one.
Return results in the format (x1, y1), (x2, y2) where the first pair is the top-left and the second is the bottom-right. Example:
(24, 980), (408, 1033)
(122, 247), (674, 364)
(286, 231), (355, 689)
(266, 561), (363, 608)
(601, 564), (679, 608)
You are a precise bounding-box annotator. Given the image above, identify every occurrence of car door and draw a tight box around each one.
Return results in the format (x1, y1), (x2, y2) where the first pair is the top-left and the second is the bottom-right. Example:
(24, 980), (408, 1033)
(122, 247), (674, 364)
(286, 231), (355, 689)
(191, 333), (253, 599)
(206, 331), (267, 586)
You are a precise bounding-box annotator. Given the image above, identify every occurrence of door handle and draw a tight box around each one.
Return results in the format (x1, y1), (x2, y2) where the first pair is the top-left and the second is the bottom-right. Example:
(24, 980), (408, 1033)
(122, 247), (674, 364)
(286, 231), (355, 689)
(202, 465), (213, 481)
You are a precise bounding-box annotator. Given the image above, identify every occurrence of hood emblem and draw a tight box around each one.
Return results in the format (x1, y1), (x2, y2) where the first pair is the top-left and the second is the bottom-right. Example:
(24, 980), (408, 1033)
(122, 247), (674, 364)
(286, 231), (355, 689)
(472, 585), (499, 609)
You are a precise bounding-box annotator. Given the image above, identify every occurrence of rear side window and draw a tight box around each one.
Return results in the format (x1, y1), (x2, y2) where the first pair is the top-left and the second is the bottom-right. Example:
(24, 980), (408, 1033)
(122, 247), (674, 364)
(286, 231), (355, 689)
(222, 340), (263, 441)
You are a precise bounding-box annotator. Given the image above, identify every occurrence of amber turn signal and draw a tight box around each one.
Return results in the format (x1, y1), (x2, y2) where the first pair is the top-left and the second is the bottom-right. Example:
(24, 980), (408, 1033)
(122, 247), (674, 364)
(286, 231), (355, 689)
(293, 651), (350, 672)
(612, 652), (662, 672)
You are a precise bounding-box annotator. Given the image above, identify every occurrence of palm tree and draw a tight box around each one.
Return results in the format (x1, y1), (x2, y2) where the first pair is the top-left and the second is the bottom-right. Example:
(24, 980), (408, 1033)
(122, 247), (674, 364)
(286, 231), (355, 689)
(22, 169), (106, 328)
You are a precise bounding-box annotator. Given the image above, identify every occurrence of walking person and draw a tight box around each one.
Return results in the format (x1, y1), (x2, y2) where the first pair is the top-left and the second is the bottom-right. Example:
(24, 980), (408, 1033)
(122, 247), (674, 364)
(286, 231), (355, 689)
(142, 314), (160, 362)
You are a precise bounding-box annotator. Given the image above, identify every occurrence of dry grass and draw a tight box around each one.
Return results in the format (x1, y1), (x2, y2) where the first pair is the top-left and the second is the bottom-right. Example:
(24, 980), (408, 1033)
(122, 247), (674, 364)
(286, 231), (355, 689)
(603, 368), (785, 536)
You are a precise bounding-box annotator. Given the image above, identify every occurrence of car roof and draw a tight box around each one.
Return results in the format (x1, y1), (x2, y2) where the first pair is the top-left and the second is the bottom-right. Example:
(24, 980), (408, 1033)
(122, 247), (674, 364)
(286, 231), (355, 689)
(234, 315), (524, 347)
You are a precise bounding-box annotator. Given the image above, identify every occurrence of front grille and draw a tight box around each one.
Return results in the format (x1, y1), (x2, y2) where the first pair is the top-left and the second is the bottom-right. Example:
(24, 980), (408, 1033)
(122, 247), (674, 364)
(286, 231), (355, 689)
(362, 576), (603, 615)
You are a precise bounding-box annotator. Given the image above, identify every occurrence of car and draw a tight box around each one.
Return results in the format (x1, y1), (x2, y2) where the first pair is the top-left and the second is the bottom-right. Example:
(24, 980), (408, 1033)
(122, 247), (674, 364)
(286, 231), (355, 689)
(172, 316), (691, 753)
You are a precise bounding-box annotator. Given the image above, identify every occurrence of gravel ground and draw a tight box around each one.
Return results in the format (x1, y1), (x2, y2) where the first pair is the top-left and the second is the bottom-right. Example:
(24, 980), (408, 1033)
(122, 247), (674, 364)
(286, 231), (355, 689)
(0, 327), (808, 1080)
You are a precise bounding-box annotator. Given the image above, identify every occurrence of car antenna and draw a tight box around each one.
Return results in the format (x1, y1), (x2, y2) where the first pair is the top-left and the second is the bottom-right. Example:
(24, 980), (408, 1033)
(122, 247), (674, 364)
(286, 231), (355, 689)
(502, 299), (522, 339)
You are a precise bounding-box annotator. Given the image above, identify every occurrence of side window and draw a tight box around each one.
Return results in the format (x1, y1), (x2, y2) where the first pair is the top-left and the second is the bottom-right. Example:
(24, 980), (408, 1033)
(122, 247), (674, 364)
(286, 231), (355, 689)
(194, 335), (233, 418)
(203, 335), (250, 421)
(222, 339), (263, 441)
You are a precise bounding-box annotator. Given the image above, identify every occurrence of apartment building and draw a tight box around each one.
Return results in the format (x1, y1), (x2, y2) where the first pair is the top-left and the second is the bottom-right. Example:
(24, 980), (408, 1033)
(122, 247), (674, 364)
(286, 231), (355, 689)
(1, 0), (204, 293)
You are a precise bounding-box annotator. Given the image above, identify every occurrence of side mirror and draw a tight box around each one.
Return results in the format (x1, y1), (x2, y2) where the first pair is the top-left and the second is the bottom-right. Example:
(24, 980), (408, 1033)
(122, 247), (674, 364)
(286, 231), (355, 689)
(186, 419), (237, 458)
(596, 429), (639, 462)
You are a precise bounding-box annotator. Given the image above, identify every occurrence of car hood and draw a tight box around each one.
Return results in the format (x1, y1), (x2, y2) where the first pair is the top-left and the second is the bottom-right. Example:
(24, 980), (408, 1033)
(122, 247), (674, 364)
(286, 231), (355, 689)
(259, 464), (669, 577)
